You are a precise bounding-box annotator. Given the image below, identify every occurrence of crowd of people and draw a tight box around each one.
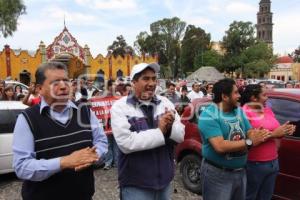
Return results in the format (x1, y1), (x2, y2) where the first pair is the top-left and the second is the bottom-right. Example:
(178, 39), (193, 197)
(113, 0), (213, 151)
(0, 61), (296, 200)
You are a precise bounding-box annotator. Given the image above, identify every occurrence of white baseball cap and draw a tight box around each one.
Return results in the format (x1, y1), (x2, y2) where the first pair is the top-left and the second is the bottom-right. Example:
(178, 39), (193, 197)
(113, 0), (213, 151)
(130, 63), (160, 81)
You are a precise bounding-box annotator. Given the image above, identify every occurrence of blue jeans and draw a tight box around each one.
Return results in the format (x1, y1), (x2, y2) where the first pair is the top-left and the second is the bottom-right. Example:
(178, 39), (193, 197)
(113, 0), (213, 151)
(201, 159), (247, 200)
(120, 184), (171, 200)
(246, 159), (279, 200)
(104, 134), (119, 167)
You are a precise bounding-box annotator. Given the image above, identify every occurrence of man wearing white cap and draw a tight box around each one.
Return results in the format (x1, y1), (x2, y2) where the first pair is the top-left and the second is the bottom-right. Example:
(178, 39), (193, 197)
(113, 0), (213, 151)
(111, 63), (185, 200)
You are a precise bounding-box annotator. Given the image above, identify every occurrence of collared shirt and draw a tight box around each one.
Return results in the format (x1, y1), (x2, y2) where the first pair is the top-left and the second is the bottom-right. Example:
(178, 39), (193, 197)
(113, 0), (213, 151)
(187, 90), (204, 102)
(13, 98), (108, 181)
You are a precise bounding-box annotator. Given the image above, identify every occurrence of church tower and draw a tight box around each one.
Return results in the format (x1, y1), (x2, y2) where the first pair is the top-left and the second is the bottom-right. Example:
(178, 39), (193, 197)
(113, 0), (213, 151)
(256, 0), (273, 46)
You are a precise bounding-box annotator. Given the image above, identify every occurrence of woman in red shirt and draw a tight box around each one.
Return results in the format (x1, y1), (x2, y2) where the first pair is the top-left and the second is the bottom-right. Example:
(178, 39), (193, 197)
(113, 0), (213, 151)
(241, 84), (295, 200)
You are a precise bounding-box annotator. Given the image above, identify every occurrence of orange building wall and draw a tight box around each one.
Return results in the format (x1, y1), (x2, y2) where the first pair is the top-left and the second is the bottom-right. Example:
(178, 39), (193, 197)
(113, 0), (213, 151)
(89, 54), (157, 80)
(0, 46), (158, 82)
(111, 55), (127, 78)
(68, 56), (86, 79)
(89, 54), (110, 80)
(0, 50), (6, 79)
(9, 50), (42, 82)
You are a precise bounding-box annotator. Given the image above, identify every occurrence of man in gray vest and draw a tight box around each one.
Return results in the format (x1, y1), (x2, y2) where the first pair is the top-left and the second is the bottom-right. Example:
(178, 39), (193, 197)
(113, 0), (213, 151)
(13, 62), (108, 200)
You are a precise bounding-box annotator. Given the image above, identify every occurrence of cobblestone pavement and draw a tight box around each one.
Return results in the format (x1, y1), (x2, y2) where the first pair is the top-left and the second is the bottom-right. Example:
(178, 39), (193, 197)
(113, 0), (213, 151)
(0, 166), (201, 200)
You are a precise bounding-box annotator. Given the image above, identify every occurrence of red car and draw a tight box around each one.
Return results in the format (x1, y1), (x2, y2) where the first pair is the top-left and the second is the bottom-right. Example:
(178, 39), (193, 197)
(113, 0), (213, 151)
(175, 89), (300, 199)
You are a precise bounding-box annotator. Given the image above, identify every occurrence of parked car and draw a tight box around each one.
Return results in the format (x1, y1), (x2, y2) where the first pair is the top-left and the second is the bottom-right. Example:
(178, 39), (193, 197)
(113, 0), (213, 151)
(0, 101), (28, 174)
(175, 97), (211, 194)
(4, 80), (29, 95)
(176, 89), (300, 199)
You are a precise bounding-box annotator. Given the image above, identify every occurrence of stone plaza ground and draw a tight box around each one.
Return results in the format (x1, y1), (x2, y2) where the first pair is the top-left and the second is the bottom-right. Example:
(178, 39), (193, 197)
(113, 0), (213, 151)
(0, 166), (201, 200)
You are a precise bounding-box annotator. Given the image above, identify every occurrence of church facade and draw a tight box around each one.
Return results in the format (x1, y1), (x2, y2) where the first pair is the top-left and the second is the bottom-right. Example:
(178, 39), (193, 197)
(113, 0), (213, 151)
(0, 26), (157, 83)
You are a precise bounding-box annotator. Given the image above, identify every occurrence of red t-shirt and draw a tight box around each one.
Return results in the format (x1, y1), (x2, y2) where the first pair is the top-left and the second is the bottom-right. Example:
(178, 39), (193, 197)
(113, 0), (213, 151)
(31, 96), (41, 106)
(243, 105), (280, 161)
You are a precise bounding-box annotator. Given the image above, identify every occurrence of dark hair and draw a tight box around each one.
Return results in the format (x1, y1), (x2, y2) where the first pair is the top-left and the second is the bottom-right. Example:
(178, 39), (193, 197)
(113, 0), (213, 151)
(212, 78), (236, 103)
(107, 79), (114, 89)
(166, 82), (176, 88)
(132, 67), (155, 81)
(2, 85), (15, 100)
(240, 84), (262, 106)
(192, 82), (200, 88)
(122, 83), (131, 92)
(17, 93), (25, 101)
(206, 83), (213, 90)
(92, 89), (100, 97)
(14, 85), (23, 93)
(181, 85), (188, 92)
(35, 62), (67, 85)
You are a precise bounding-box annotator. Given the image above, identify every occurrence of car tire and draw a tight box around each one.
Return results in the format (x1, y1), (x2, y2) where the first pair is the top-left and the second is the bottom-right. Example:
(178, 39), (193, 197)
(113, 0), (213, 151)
(180, 154), (202, 194)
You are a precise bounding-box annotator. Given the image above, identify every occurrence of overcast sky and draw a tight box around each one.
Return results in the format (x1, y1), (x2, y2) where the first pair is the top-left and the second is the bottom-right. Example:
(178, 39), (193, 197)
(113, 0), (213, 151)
(1, 0), (299, 57)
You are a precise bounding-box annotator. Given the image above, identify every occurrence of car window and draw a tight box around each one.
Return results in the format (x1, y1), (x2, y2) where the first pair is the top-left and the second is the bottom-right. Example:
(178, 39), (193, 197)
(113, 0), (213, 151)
(267, 98), (300, 138)
(267, 98), (300, 124)
(0, 110), (23, 134)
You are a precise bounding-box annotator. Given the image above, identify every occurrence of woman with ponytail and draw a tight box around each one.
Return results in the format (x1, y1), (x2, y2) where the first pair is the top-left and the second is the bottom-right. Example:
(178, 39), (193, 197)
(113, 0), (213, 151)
(241, 84), (296, 200)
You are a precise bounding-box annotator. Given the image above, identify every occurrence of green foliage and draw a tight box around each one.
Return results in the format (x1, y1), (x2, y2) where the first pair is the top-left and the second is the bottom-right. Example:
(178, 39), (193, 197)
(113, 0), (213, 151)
(222, 21), (259, 76)
(107, 35), (134, 58)
(223, 21), (256, 55)
(180, 25), (211, 73)
(290, 46), (300, 63)
(241, 42), (276, 78)
(134, 18), (274, 78)
(0, 0), (26, 37)
(193, 50), (223, 71)
(134, 17), (186, 78)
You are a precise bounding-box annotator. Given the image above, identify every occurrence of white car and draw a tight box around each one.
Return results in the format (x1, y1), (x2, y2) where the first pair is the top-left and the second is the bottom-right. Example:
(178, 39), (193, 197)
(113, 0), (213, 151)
(0, 101), (28, 174)
(4, 80), (29, 95)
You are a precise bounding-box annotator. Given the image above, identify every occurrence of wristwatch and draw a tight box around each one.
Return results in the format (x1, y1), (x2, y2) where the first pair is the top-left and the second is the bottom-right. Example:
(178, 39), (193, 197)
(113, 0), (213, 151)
(245, 138), (253, 150)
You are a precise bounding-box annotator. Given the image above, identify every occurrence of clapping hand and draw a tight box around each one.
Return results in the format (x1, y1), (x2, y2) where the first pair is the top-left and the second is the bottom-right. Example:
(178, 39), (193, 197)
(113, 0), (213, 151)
(158, 108), (175, 134)
(273, 121), (296, 137)
(61, 146), (99, 171)
(247, 128), (271, 146)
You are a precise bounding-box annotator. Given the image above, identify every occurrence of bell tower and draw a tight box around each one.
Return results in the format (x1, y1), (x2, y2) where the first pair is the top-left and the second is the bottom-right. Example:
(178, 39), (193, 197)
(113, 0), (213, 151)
(256, 0), (273, 46)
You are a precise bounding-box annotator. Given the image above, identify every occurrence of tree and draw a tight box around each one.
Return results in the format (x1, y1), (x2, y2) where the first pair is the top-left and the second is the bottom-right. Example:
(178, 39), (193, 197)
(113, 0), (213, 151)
(180, 25), (211, 74)
(222, 21), (256, 75)
(290, 46), (300, 63)
(134, 17), (186, 78)
(150, 17), (186, 78)
(134, 31), (149, 55)
(194, 50), (223, 71)
(223, 21), (256, 55)
(241, 42), (276, 78)
(0, 0), (26, 38)
(107, 35), (135, 58)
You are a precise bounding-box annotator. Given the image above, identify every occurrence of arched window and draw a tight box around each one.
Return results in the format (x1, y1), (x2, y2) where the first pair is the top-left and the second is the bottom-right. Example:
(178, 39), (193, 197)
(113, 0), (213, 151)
(96, 69), (105, 84)
(117, 69), (123, 78)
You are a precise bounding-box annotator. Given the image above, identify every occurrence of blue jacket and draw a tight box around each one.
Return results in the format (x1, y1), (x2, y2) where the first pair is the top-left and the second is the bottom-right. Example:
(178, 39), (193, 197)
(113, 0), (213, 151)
(111, 95), (185, 189)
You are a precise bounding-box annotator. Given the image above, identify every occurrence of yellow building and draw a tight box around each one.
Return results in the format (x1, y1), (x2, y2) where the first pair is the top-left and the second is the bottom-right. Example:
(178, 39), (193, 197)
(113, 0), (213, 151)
(269, 56), (294, 82)
(0, 26), (157, 84)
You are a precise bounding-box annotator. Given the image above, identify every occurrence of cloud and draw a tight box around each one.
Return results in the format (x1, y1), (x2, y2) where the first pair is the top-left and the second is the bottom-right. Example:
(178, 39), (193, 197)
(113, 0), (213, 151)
(75, 0), (138, 11)
(208, 4), (221, 12)
(43, 6), (96, 25)
(184, 16), (214, 26)
(273, 12), (300, 55)
(225, 2), (256, 14)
